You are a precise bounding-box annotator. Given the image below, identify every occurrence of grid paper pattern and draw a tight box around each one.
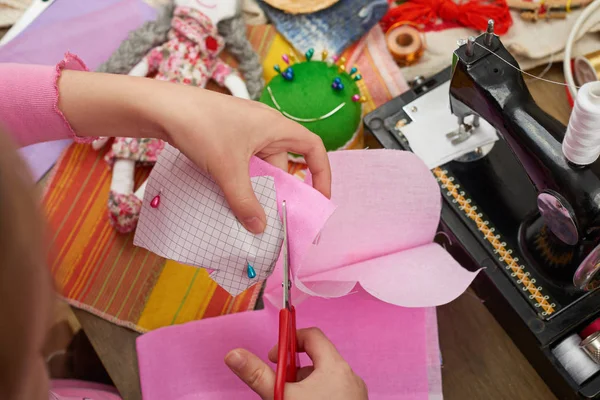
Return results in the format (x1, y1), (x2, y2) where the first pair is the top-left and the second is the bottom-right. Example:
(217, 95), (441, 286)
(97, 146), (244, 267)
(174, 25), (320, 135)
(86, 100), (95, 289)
(133, 144), (284, 296)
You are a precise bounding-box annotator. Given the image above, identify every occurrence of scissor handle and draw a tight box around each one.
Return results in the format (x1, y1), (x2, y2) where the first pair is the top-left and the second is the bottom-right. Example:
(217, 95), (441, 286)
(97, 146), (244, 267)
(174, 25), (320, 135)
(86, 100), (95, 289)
(274, 306), (297, 400)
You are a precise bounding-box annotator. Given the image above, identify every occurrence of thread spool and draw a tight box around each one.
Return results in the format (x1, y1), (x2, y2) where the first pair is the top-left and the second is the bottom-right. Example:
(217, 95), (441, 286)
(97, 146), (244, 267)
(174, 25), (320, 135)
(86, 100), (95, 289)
(574, 50), (600, 86)
(552, 334), (600, 384)
(385, 22), (424, 67)
(562, 81), (600, 165)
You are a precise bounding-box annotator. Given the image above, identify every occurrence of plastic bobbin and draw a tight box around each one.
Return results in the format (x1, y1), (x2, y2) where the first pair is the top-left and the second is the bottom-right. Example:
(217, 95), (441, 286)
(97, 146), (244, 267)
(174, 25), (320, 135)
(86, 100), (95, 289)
(563, 81), (600, 165)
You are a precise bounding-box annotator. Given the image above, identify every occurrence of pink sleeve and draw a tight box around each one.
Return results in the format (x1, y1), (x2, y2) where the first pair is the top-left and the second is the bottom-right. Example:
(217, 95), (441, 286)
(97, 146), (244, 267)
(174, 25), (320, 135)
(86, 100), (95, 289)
(0, 52), (95, 148)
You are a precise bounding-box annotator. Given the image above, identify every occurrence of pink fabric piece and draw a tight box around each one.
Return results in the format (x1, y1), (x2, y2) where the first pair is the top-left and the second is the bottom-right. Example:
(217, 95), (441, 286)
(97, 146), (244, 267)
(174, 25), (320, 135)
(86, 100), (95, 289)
(137, 287), (431, 400)
(49, 379), (121, 400)
(0, 53), (92, 148)
(266, 149), (479, 307)
(133, 145), (336, 295)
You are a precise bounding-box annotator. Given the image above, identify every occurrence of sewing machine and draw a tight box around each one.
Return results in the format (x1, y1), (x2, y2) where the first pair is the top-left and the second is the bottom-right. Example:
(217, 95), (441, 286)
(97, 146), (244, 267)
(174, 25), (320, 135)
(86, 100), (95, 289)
(364, 27), (600, 399)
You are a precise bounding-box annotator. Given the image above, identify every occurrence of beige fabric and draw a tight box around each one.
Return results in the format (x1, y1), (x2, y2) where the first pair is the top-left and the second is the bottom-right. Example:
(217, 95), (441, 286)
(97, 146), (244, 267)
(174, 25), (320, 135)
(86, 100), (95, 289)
(242, 0), (267, 25)
(262, 0), (339, 14)
(401, 9), (600, 81)
(0, 0), (32, 27)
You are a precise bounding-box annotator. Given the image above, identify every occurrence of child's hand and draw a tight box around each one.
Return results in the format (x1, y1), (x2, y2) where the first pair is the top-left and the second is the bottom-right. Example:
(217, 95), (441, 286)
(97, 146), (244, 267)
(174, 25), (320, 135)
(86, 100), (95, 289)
(225, 328), (368, 400)
(59, 71), (331, 234)
(151, 86), (332, 234)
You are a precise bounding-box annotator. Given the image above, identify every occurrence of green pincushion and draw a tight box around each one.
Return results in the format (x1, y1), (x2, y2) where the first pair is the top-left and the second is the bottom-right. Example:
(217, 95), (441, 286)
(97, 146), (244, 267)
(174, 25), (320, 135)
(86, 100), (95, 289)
(259, 54), (364, 161)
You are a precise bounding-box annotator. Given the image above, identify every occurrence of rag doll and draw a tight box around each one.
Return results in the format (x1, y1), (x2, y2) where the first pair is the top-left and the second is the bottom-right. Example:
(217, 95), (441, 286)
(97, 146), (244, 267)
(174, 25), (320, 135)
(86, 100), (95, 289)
(93, 0), (264, 233)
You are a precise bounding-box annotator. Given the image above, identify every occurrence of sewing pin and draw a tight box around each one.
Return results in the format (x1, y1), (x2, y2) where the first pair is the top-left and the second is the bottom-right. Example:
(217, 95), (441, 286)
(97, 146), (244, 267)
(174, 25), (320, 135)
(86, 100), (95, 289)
(354, 74), (363, 81)
(150, 192), (161, 208)
(338, 56), (347, 66)
(321, 50), (328, 61)
(247, 263), (257, 279)
(350, 67), (358, 75)
(282, 67), (294, 81)
(305, 48), (315, 61)
(359, 96), (367, 103)
(338, 64), (346, 73)
(274, 64), (281, 73)
(289, 52), (298, 64)
(352, 94), (360, 102)
(282, 54), (290, 65)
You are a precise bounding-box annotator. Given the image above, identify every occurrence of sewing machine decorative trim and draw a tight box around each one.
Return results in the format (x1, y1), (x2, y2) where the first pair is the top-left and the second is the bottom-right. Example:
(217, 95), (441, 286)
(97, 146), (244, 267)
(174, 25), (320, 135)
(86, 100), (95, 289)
(433, 167), (558, 317)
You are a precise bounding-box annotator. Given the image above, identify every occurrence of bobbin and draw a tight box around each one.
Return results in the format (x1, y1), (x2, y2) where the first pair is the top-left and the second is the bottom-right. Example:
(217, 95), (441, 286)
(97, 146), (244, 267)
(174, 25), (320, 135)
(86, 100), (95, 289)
(385, 22), (424, 67)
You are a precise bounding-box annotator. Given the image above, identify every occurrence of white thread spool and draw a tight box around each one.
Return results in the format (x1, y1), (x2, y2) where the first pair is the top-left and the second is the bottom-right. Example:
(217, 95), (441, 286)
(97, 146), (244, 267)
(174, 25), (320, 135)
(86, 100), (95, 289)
(552, 334), (600, 384)
(562, 82), (600, 165)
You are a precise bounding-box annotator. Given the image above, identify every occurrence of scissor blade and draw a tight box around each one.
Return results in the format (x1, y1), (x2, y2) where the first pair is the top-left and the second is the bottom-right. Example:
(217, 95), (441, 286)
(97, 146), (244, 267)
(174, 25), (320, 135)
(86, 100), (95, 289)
(282, 201), (290, 310)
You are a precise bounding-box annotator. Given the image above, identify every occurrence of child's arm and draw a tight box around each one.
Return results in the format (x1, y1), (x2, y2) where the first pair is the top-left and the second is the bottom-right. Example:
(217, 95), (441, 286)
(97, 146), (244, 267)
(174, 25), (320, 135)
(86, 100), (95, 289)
(0, 53), (95, 147)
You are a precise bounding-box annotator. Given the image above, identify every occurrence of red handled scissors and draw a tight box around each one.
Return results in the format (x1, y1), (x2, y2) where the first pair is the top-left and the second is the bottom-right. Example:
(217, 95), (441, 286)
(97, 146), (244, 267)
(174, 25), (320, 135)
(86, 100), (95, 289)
(275, 201), (299, 400)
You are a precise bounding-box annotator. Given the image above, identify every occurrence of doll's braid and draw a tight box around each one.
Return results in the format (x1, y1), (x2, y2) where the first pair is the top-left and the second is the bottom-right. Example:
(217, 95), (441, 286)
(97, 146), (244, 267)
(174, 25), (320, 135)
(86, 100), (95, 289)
(218, 15), (264, 100)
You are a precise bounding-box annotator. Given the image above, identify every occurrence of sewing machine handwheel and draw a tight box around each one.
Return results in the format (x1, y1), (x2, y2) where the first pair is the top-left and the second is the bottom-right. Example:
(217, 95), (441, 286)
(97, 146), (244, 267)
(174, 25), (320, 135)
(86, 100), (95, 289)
(574, 243), (600, 291)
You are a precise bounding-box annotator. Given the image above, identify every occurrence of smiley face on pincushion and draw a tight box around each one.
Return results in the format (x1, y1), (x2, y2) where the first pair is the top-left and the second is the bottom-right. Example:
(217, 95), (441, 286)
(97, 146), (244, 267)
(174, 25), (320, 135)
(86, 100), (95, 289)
(259, 49), (365, 163)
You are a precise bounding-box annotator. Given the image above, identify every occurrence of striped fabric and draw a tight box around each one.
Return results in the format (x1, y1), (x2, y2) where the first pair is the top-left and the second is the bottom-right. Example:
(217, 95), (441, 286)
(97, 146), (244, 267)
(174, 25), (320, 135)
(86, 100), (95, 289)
(44, 23), (409, 333)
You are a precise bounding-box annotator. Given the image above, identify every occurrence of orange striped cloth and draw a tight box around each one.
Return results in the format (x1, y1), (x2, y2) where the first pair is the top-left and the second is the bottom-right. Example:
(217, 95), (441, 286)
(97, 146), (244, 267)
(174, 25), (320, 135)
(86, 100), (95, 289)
(44, 24), (407, 333)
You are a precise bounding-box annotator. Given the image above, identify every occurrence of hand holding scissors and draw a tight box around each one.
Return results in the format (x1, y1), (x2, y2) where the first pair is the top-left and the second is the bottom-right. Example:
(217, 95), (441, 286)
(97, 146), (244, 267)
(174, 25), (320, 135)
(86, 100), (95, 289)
(224, 202), (368, 400)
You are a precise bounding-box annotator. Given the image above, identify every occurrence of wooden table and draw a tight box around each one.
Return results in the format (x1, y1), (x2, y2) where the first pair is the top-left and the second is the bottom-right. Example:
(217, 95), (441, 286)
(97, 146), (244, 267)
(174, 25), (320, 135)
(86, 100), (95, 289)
(74, 66), (570, 400)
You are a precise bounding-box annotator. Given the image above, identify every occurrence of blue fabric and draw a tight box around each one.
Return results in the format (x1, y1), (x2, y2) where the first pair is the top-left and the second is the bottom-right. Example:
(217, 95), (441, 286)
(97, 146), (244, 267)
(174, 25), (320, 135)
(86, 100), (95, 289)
(259, 0), (388, 56)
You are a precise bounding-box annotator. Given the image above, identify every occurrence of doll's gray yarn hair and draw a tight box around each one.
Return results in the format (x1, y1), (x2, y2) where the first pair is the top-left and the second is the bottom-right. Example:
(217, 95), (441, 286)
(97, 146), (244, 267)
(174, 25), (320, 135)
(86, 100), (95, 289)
(96, 2), (264, 100)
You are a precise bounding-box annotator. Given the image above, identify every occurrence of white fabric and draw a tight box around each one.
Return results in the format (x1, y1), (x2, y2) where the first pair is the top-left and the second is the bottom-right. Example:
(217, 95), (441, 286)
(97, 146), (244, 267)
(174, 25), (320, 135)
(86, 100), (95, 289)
(401, 9), (600, 81)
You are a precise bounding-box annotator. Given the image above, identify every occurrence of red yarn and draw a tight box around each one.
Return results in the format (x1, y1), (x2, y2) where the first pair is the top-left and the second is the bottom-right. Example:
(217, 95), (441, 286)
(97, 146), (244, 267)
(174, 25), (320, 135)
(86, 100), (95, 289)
(380, 0), (513, 35)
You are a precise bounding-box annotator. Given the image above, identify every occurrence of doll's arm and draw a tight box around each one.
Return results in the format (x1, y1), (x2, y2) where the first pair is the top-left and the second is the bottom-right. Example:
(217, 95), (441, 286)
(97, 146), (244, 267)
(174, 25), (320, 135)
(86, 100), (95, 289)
(0, 53), (95, 148)
(213, 60), (250, 99)
(224, 74), (251, 100)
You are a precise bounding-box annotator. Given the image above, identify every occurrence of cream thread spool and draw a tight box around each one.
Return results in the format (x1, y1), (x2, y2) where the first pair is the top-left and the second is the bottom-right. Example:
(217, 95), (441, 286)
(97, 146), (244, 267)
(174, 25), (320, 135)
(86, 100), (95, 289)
(552, 334), (600, 384)
(385, 23), (424, 67)
(562, 81), (600, 165)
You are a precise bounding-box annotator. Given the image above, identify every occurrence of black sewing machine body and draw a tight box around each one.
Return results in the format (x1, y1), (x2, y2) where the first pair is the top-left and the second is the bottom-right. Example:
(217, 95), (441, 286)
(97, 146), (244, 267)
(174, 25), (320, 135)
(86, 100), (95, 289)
(364, 33), (600, 399)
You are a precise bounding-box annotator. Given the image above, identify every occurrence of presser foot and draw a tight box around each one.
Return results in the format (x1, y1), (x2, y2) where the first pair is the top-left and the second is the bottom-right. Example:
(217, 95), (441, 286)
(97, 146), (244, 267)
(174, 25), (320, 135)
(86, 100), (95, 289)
(449, 113), (495, 163)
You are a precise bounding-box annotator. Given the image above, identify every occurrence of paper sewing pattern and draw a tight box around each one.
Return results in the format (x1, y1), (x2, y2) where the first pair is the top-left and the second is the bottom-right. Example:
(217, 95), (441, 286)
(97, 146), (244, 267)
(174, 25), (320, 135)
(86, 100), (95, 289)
(134, 144), (284, 296)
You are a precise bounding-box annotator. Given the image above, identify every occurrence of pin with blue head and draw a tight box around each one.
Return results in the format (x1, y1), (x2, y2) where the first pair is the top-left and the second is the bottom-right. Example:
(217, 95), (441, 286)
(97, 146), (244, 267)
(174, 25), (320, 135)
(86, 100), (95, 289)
(332, 77), (344, 91)
(282, 67), (294, 81)
(247, 263), (257, 279)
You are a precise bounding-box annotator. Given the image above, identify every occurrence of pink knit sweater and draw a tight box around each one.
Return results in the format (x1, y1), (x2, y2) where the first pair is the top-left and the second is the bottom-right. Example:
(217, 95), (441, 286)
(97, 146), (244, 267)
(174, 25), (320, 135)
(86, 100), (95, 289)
(0, 55), (120, 400)
(0, 53), (94, 147)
